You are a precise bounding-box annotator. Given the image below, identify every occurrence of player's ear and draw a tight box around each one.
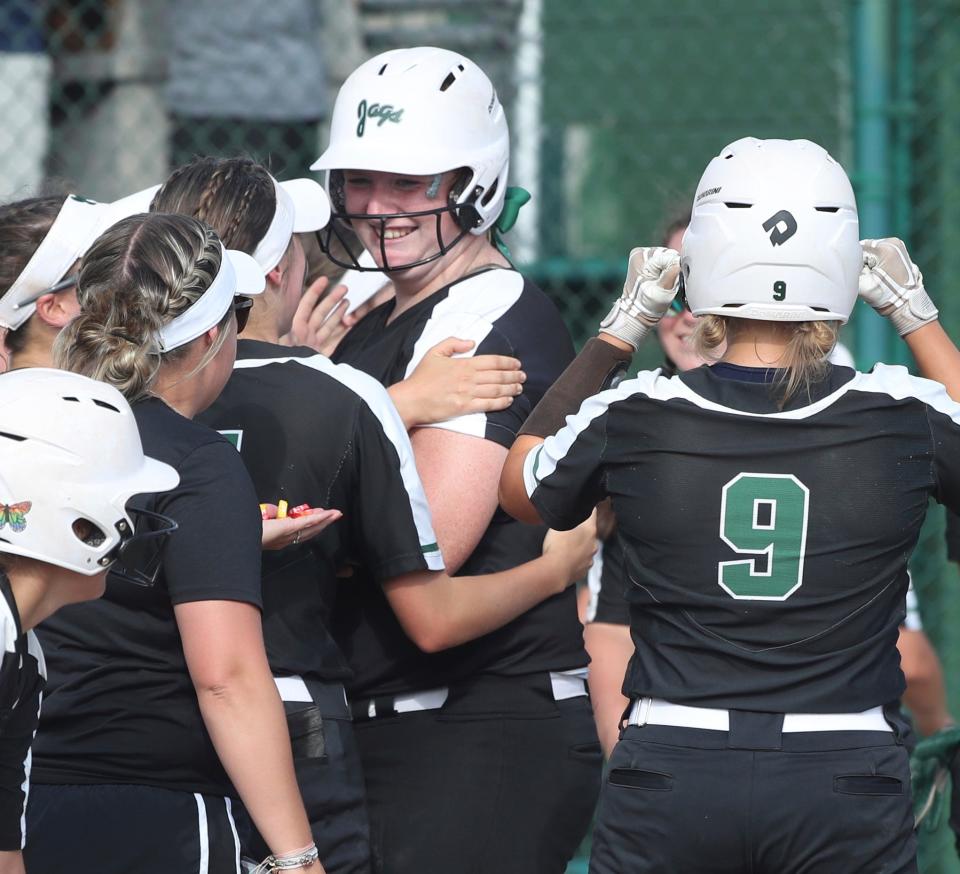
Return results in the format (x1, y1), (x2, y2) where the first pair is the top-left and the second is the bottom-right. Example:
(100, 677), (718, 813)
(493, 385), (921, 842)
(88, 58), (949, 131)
(199, 324), (220, 351)
(34, 290), (80, 330)
(266, 263), (284, 291)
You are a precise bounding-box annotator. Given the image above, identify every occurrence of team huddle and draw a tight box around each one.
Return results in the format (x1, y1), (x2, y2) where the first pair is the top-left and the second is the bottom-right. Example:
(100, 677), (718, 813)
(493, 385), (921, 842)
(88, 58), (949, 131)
(0, 45), (957, 874)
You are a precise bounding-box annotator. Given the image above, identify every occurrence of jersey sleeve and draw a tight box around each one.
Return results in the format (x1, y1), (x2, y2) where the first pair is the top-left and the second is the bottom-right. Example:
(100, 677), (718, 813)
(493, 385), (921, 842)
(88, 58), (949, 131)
(401, 311), (522, 448)
(154, 440), (264, 607)
(924, 397), (960, 514)
(523, 389), (618, 531)
(349, 390), (445, 581)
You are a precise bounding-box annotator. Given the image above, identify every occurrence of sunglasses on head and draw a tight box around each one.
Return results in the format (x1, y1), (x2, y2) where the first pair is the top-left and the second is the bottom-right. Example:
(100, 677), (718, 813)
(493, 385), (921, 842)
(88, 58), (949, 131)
(667, 273), (689, 315)
(18, 274), (78, 308)
(233, 296), (253, 333)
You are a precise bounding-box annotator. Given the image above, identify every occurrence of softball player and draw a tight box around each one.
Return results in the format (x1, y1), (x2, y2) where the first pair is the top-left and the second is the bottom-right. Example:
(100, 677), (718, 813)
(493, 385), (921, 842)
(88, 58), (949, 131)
(0, 188), (156, 371)
(149, 155), (594, 873)
(500, 137), (960, 873)
(25, 214), (326, 874)
(312, 47), (601, 873)
(0, 369), (177, 874)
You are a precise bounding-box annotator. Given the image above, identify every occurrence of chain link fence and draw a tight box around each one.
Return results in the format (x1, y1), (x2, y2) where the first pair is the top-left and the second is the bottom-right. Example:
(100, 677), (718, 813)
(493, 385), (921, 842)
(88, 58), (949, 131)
(905, 5), (960, 870)
(1, 0), (959, 870)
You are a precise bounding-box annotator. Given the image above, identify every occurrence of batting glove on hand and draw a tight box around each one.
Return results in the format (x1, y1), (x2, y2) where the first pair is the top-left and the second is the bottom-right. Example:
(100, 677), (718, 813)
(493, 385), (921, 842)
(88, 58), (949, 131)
(600, 247), (680, 350)
(859, 238), (938, 336)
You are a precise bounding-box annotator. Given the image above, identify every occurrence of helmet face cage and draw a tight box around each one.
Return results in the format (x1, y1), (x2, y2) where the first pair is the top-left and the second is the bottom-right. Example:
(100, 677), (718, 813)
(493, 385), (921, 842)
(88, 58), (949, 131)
(311, 48), (510, 271)
(105, 506), (179, 586)
(319, 168), (480, 272)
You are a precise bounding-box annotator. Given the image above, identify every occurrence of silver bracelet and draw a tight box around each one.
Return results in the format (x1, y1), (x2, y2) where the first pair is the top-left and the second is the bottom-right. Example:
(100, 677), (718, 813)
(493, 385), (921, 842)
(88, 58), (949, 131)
(252, 845), (319, 873)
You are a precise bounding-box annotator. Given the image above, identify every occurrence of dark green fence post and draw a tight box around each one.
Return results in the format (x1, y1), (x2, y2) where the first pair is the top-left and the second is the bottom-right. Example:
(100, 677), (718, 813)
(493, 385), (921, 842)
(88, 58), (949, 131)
(851, 0), (898, 369)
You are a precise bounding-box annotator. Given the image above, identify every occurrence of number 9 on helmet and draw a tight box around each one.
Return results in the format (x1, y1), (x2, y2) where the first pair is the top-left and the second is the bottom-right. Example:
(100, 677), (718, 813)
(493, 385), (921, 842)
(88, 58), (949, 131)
(681, 137), (862, 323)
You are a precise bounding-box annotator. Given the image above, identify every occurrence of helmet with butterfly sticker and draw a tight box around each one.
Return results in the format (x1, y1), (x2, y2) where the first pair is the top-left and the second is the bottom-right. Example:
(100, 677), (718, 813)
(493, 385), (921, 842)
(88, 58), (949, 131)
(0, 369), (178, 577)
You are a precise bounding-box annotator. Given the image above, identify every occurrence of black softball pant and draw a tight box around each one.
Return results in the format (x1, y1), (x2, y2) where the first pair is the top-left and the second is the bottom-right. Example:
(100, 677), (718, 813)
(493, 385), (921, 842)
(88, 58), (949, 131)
(353, 674), (602, 874)
(590, 721), (917, 874)
(25, 783), (242, 873)
(234, 686), (372, 874)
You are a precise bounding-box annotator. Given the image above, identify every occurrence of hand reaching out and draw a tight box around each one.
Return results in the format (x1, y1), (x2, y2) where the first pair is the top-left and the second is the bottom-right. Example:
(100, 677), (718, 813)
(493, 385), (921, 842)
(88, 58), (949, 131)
(260, 505), (342, 550)
(388, 337), (525, 429)
(541, 511), (599, 591)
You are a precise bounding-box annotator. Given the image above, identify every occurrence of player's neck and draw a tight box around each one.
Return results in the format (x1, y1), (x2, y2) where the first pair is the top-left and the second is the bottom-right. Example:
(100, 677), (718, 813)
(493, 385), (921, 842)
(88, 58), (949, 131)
(239, 314), (281, 345)
(9, 333), (56, 371)
(388, 237), (509, 322)
(152, 360), (209, 420)
(6, 564), (79, 632)
(239, 289), (284, 345)
(721, 322), (792, 368)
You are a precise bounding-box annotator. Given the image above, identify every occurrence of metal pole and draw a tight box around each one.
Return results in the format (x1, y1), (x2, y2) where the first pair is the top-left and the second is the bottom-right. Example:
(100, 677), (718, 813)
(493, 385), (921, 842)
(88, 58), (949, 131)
(513, 0), (544, 265)
(889, 0), (915, 366)
(852, 0), (895, 368)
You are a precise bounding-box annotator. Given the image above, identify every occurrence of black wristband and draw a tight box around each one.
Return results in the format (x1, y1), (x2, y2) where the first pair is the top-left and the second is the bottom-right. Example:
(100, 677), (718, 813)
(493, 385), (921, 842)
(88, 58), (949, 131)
(519, 337), (632, 439)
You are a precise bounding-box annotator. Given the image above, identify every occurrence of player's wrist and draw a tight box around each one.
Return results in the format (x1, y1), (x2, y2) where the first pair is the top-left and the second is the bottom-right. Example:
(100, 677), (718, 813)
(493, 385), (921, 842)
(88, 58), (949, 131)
(386, 380), (420, 429)
(539, 548), (569, 592)
(598, 330), (641, 354)
(886, 290), (939, 336)
(598, 309), (656, 351)
(253, 843), (321, 873)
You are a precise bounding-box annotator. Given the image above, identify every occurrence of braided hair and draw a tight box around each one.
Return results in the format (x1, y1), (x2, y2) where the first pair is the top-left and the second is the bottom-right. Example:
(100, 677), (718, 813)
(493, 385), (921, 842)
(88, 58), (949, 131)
(54, 213), (225, 401)
(153, 156), (275, 255)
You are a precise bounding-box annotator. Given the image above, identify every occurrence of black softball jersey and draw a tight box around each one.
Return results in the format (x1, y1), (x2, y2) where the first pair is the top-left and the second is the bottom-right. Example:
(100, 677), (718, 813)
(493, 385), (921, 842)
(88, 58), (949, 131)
(198, 339), (444, 684)
(525, 362), (960, 714)
(332, 268), (589, 697)
(32, 399), (263, 796)
(0, 571), (44, 850)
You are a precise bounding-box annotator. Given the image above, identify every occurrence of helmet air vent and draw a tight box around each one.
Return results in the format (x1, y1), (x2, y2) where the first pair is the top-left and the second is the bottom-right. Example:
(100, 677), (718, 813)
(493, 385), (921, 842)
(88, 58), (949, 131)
(724, 202), (753, 209)
(815, 206), (840, 213)
(92, 398), (120, 413)
(440, 64), (466, 92)
(0, 431), (26, 442)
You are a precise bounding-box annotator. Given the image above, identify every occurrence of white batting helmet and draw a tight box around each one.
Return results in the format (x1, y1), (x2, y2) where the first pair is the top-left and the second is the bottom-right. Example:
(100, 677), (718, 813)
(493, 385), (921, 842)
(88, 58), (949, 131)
(0, 369), (178, 576)
(311, 46), (510, 269)
(681, 137), (861, 322)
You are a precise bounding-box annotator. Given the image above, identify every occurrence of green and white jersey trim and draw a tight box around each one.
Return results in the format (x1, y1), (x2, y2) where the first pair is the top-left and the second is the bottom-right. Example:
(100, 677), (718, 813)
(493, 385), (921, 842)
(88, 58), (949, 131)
(402, 269), (524, 439)
(524, 362), (960, 500)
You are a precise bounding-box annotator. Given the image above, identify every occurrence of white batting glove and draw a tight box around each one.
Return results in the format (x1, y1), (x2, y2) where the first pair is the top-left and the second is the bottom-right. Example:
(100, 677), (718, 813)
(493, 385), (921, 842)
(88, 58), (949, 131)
(859, 238), (938, 336)
(600, 247), (680, 350)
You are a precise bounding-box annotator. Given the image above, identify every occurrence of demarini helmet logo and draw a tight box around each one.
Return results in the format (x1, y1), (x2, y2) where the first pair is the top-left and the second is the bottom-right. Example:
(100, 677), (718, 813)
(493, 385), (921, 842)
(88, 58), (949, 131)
(356, 99), (405, 137)
(762, 210), (798, 247)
